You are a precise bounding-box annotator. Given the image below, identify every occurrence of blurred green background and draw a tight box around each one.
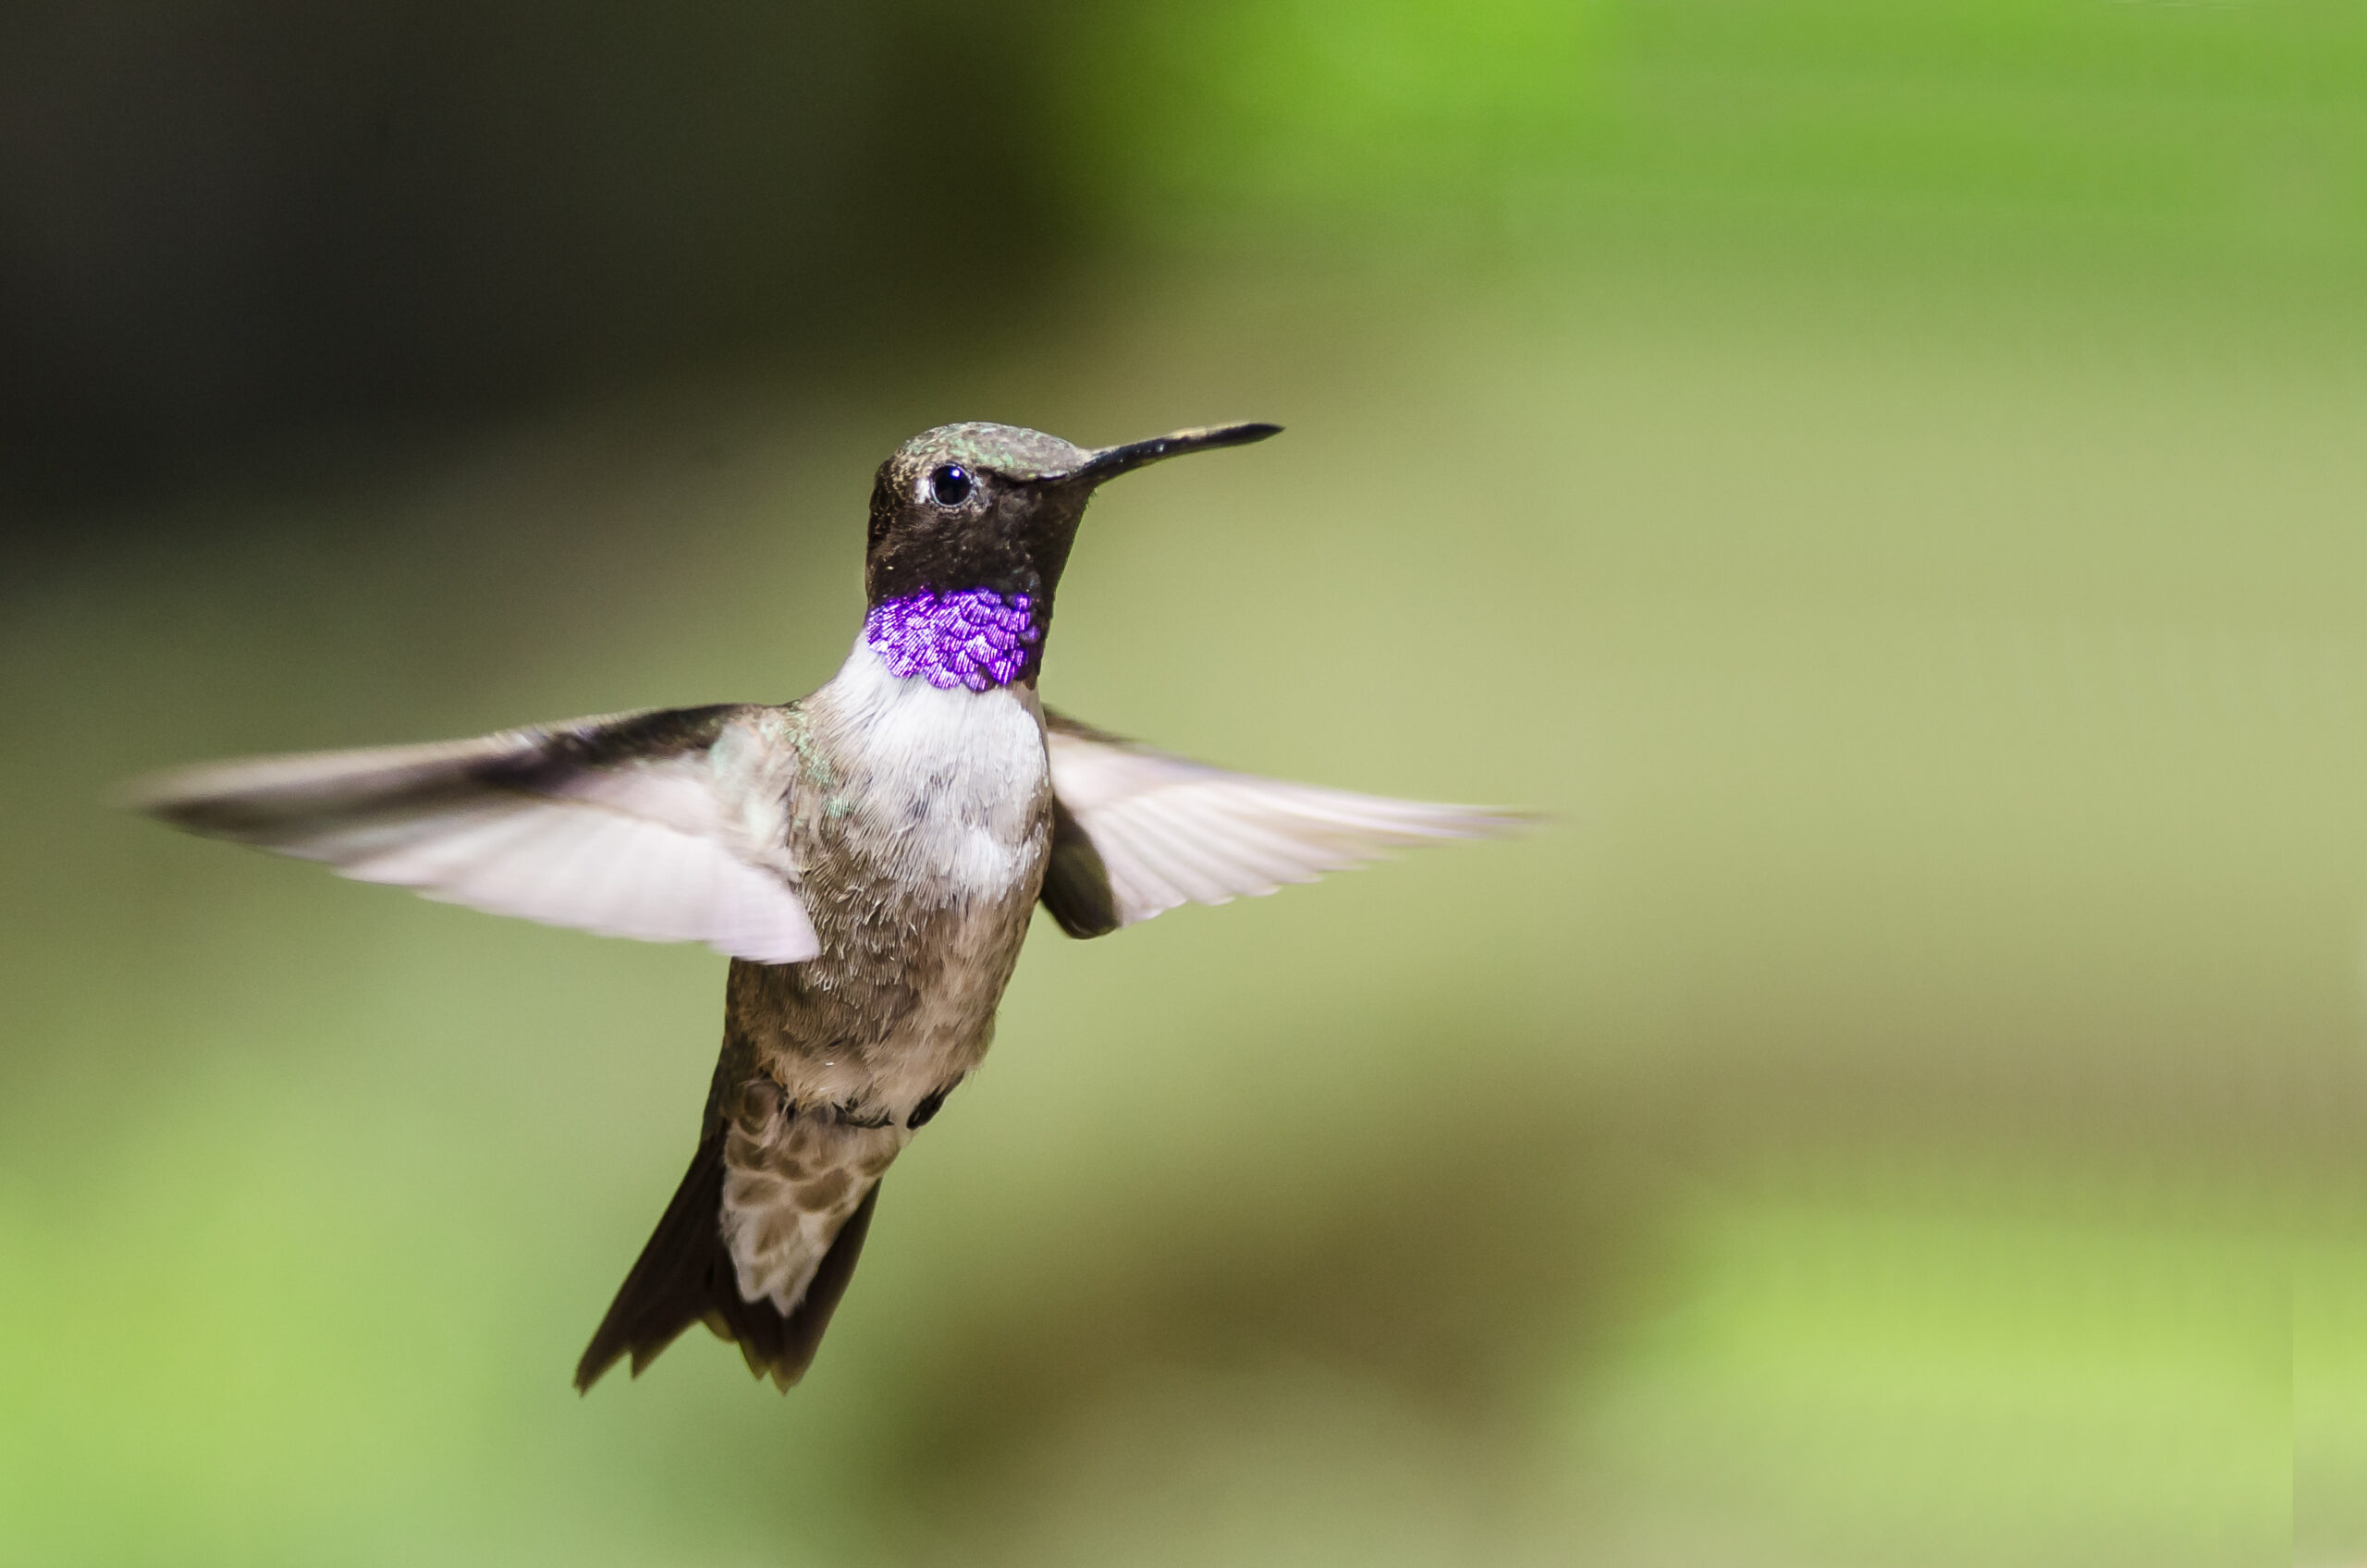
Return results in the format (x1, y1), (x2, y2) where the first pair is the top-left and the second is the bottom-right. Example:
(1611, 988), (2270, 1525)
(4, 2), (2362, 1563)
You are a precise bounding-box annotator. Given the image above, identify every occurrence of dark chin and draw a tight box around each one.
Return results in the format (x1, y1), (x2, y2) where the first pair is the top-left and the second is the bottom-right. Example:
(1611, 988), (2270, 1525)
(861, 484), (1090, 608)
(865, 544), (1051, 609)
(1015, 484), (1095, 597)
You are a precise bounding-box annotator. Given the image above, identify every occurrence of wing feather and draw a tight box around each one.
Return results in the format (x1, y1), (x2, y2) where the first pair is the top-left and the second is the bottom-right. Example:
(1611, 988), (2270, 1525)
(1043, 710), (1523, 928)
(131, 706), (819, 963)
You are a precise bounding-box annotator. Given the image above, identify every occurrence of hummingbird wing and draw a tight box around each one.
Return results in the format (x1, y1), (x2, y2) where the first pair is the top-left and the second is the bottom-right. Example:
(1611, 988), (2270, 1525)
(1040, 709), (1521, 932)
(129, 704), (820, 963)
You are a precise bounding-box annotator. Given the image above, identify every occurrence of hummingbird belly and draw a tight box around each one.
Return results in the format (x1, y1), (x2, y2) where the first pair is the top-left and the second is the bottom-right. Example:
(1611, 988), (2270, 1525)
(712, 648), (1050, 1314)
(780, 639), (1050, 1096)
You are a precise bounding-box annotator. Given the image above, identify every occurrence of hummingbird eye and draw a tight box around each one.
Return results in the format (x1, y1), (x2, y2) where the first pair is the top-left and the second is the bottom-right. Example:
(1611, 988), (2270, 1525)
(928, 464), (973, 508)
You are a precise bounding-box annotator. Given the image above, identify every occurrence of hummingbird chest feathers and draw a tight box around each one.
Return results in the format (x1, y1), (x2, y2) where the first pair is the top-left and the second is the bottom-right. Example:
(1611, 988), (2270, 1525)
(728, 633), (1052, 1121)
(805, 630), (1051, 909)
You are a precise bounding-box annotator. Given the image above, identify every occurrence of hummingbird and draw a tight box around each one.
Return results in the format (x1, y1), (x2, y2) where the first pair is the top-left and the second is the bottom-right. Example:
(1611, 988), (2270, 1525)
(134, 421), (1517, 1393)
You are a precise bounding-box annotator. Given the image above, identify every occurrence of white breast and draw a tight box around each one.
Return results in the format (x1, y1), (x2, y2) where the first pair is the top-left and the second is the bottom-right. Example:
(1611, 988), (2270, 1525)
(811, 636), (1049, 898)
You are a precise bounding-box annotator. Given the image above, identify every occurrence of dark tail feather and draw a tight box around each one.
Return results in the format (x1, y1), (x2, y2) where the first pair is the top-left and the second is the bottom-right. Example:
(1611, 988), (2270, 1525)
(573, 1135), (882, 1393)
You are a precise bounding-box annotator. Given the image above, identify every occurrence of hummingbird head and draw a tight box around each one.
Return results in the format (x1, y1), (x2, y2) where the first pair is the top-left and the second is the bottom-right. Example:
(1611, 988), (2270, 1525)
(860, 421), (1280, 691)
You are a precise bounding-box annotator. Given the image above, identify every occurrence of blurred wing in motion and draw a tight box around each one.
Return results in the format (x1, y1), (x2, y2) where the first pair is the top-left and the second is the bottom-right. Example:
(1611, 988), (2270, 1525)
(129, 705), (818, 963)
(1040, 709), (1524, 934)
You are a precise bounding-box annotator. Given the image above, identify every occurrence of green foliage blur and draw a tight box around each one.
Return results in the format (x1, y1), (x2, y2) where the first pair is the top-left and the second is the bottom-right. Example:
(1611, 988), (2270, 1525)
(5, 3), (2362, 1564)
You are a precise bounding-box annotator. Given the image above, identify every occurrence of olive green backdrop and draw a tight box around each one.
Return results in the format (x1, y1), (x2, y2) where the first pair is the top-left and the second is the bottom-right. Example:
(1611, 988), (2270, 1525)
(4, 3), (2361, 1564)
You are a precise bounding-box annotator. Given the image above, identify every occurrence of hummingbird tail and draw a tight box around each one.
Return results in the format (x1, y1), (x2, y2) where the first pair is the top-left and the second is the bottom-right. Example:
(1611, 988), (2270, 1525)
(572, 1131), (880, 1394)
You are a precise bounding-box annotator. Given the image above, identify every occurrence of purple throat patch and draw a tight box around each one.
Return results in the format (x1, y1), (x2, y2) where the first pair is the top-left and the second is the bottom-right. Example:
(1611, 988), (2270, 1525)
(865, 587), (1043, 691)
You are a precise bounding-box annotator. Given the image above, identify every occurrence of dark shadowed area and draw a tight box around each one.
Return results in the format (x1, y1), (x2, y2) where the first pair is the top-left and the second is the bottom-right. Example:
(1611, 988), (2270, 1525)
(4, 3), (2361, 1565)
(2, 0), (1072, 508)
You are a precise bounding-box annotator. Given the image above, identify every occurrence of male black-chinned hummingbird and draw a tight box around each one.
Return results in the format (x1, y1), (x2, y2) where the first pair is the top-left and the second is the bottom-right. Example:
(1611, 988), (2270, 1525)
(135, 422), (1519, 1393)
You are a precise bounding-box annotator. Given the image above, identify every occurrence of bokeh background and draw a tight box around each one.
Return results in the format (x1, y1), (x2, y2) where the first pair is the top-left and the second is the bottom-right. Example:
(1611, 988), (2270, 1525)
(4, 2), (2362, 1563)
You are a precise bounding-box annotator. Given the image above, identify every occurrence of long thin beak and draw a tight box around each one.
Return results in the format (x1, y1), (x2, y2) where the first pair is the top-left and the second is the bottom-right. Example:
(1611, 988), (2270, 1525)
(1062, 422), (1282, 484)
